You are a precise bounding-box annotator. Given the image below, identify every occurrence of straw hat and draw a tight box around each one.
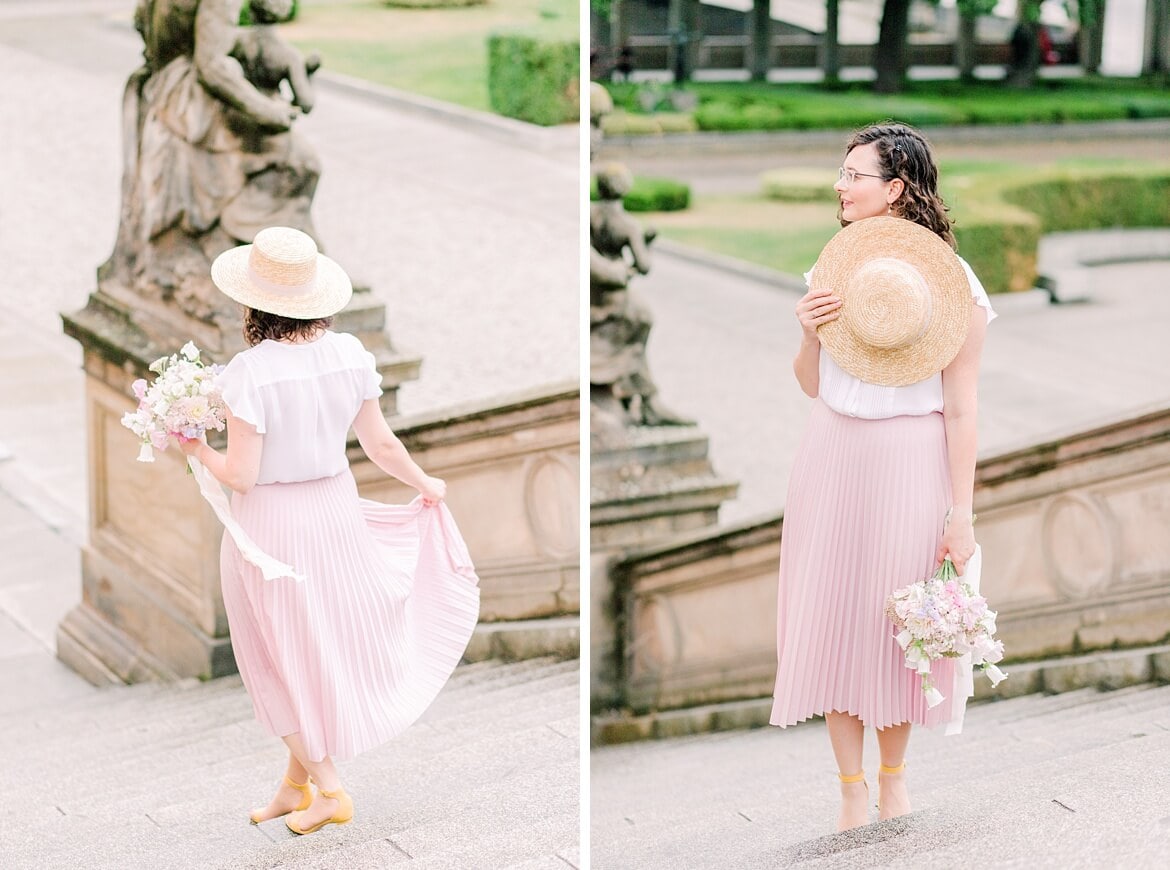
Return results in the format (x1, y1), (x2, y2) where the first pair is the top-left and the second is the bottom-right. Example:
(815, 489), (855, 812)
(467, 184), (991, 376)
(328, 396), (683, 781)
(812, 216), (972, 387)
(211, 227), (352, 319)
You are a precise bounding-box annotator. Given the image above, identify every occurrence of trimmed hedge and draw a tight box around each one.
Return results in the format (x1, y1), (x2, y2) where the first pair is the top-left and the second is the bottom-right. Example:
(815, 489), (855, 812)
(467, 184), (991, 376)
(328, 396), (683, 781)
(589, 176), (692, 212)
(488, 33), (579, 126)
(956, 173), (1170, 293)
(604, 79), (1170, 134)
(760, 168), (839, 203)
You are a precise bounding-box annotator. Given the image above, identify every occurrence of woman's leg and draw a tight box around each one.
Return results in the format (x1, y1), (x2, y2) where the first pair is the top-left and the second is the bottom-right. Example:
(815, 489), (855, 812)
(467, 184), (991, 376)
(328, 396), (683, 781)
(249, 751), (312, 823)
(282, 732), (348, 828)
(875, 722), (912, 820)
(825, 711), (868, 831)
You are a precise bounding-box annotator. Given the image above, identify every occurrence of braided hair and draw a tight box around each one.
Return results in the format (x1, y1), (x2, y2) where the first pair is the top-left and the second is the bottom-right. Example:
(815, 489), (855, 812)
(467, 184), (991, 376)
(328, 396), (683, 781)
(842, 122), (956, 250)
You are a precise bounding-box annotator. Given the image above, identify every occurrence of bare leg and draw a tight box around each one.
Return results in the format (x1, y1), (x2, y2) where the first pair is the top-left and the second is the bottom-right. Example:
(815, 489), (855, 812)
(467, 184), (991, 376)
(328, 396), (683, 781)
(249, 751), (311, 823)
(825, 711), (868, 831)
(282, 732), (348, 829)
(875, 721), (912, 820)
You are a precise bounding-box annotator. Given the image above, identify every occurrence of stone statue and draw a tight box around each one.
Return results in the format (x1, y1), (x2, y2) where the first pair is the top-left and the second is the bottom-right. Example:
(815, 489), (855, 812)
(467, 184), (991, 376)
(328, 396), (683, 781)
(589, 88), (692, 431)
(100, 0), (322, 342)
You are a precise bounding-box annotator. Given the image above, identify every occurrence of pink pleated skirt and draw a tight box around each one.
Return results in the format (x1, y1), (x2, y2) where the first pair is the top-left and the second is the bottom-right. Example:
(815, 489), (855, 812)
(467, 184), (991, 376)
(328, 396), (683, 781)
(220, 468), (480, 762)
(770, 400), (957, 731)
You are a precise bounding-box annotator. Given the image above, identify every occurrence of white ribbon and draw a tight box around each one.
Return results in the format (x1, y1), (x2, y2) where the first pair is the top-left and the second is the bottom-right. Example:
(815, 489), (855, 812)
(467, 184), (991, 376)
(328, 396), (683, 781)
(944, 544), (982, 736)
(187, 456), (305, 582)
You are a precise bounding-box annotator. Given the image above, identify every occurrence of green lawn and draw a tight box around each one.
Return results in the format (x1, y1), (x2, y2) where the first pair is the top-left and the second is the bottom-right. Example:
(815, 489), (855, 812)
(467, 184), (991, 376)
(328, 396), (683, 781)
(286, 0), (577, 112)
(603, 78), (1170, 134)
(645, 156), (1170, 284)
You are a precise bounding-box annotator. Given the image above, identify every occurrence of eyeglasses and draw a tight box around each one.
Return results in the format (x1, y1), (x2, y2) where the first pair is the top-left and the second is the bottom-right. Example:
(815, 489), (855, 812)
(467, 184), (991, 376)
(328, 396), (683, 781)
(837, 167), (888, 187)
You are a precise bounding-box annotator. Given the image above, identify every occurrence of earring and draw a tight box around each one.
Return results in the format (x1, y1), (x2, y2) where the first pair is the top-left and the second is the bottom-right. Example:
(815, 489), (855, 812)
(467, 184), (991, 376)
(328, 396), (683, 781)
(887, 203), (893, 216)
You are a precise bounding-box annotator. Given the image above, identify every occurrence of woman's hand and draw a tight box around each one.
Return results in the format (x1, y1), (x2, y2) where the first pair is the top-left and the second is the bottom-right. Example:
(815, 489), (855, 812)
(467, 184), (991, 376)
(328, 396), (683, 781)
(177, 435), (204, 457)
(936, 510), (977, 576)
(795, 287), (842, 342)
(417, 476), (447, 507)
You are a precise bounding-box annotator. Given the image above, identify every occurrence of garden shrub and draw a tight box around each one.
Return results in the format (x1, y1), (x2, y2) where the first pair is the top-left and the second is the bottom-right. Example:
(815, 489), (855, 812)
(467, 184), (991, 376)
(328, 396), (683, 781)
(589, 176), (691, 212)
(488, 33), (579, 126)
(760, 169), (839, 203)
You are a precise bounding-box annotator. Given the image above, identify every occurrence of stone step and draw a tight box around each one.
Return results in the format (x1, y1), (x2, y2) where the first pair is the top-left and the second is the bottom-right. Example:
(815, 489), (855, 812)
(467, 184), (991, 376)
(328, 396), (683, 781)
(464, 617), (580, 664)
(597, 724), (1167, 869)
(591, 685), (1170, 843)
(9, 663), (577, 790)
(4, 654), (578, 869)
(6, 657), (571, 755)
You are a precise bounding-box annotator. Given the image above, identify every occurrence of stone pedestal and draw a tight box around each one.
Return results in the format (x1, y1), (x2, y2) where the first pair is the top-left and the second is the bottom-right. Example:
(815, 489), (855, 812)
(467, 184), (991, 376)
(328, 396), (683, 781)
(58, 287), (420, 685)
(590, 423), (738, 708)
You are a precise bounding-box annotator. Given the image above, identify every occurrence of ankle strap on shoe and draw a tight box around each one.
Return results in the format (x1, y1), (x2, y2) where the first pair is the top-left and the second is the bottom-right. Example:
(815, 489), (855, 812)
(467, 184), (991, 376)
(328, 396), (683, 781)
(284, 775), (311, 790)
(837, 770), (865, 783)
(879, 762), (906, 775)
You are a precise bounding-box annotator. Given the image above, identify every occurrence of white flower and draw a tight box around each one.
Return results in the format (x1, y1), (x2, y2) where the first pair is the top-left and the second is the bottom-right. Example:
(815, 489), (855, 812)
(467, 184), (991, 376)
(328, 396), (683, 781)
(180, 341), (199, 361)
(984, 663), (1008, 686)
(924, 685), (946, 708)
(136, 442), (155, 463)
(895, 629), (912, 650)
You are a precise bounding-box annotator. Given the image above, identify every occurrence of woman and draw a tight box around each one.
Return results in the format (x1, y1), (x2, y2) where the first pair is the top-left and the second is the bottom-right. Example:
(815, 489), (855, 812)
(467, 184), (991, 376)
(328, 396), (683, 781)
(180, 226), (479, 835)
(769, 123), (996, 831)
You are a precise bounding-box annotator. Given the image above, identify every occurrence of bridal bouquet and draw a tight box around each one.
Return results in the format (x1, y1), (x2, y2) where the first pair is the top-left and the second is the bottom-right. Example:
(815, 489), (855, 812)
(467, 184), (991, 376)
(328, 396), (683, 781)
(885, 557), (1007, 708)
(120, 342), (226, 462)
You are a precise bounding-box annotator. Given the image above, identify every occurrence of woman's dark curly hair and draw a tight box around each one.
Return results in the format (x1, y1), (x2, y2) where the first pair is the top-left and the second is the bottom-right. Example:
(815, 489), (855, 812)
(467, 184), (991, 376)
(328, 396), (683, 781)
(243, 308), (332, 346)
(841, 122), (956, 250)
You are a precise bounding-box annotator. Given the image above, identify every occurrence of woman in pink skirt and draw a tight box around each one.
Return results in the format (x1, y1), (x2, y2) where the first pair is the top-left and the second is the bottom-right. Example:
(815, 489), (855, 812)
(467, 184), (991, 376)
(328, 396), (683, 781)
(769, 123), (996, 831)
(179, 226), (479, 835)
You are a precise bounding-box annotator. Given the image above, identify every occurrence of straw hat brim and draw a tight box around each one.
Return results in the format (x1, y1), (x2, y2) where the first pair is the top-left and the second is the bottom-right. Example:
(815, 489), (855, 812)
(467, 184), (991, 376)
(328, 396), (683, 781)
(813, 216), (972, 387)
(211, 244), (353, 320)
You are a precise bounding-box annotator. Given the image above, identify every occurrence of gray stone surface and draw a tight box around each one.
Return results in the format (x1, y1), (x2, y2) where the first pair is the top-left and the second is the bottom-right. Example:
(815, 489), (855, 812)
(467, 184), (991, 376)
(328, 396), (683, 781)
(592, 683), (1170, 868)
(1, 659), (579, 869)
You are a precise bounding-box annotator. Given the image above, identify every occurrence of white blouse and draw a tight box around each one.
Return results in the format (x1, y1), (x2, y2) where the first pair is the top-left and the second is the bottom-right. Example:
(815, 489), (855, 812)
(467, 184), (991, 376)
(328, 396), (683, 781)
(218, 331), (383, 485)
(809, 256), (997, 420)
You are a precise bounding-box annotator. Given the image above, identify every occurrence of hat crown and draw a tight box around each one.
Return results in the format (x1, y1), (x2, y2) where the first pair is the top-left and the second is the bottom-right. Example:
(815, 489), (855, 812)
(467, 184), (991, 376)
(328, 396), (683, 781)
(247, 227), (318, 292)
(842, 258), (932, 351)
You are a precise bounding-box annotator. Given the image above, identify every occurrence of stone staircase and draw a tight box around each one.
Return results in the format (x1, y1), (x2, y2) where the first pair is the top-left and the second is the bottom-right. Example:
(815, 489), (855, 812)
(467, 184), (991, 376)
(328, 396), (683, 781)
(592, 684), (1170, 868)
(2, 658), (579, 869)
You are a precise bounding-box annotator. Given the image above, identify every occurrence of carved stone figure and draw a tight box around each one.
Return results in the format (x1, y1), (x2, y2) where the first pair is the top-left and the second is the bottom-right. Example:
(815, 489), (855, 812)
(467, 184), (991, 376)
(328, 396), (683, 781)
(101, 0), (322, 341)
(589, 163), (693, 430)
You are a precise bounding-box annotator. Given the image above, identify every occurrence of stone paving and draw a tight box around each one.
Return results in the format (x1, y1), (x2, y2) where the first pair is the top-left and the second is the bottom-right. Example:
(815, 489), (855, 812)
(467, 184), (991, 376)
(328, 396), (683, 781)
(592, 683), (1170, 868)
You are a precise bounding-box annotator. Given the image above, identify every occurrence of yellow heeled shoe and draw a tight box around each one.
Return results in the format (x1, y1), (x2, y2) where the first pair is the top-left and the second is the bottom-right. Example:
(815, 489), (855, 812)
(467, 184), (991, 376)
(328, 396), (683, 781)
(249, 775), (313, 825)
(837, 770), (869, 831)
(285, 785), (354, 835)
(877, 761), (908, 817)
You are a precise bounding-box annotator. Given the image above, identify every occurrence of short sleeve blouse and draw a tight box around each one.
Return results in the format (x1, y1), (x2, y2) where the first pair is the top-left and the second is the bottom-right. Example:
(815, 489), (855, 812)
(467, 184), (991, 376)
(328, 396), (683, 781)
(811, 256), (996, 420)
(217, 331), (383, 485)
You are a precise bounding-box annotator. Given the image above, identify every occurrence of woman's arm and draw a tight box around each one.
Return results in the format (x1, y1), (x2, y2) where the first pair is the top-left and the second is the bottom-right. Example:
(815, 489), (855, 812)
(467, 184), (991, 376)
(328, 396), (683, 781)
(793, 286), (841, 398)
(179, 411), (263, 494)
(938, 302), (988, 575)
(351, 400), (446, 505)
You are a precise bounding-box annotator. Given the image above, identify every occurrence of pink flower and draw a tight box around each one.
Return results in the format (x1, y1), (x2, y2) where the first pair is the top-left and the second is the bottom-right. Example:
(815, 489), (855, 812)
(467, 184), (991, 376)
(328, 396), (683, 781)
(132, 379), (148, 400)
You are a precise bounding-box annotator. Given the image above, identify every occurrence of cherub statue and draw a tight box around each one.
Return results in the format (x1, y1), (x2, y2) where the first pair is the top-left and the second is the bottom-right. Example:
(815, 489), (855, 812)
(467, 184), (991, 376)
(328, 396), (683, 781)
(230, 0), (320, 114)
(590, 163), (693, 429)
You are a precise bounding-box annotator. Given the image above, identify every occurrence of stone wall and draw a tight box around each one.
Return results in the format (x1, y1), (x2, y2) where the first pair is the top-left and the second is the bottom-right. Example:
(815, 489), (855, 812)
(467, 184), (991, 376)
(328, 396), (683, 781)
(357, 384), (580, 624)
(606, 405), (1170, 716)
(59, 372), (579, 686)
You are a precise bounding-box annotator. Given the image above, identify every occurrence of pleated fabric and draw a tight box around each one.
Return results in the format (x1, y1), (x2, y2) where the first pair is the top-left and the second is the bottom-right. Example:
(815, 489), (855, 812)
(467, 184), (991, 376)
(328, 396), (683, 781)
(770, 399), (958, 732)
(220, 469), (480, 762)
